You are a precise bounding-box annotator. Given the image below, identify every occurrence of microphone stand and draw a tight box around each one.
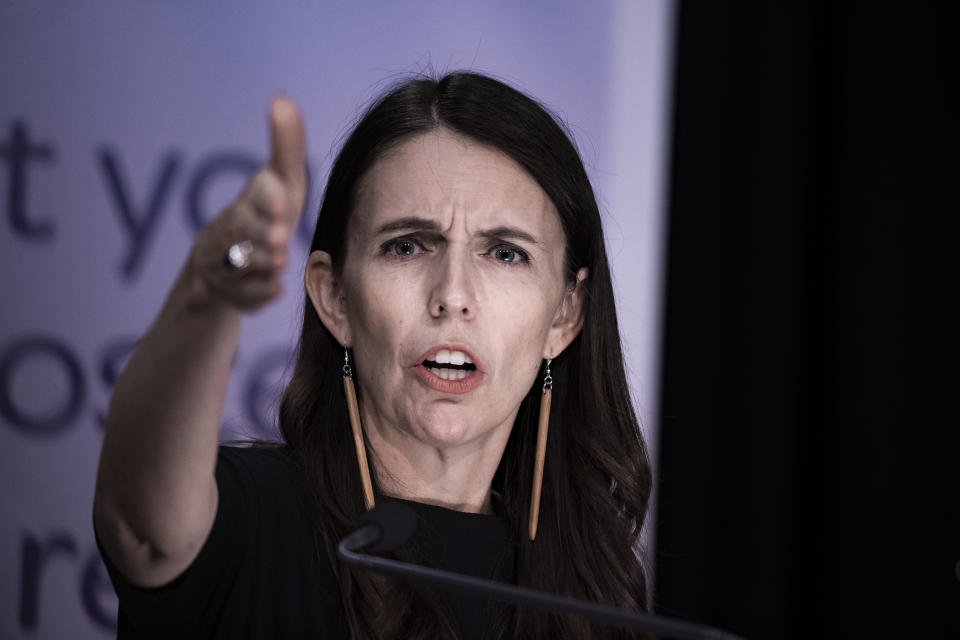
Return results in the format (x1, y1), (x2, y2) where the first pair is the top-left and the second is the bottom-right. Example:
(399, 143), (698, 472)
(338, 524), (745, 640)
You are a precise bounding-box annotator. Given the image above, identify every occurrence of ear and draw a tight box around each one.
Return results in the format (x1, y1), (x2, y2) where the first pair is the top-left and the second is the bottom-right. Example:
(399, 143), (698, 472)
(304, 250), (352, 346)
(544, 267), (588, 359)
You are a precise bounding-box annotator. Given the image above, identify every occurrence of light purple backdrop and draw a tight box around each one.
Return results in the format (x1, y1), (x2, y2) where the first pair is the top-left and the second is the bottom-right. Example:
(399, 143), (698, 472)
(0, 2), (673, 637)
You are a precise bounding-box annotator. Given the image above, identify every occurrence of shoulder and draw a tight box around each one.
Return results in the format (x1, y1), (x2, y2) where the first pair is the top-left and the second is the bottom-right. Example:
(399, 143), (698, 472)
(216, 442), (299, 479)
(215, 442), (308, 489)
(215, 443), (312, 520)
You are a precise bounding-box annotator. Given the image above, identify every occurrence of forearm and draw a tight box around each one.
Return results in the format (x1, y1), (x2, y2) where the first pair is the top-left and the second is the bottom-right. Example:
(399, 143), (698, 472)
(92, 97), (305, 587)
(94, 263), (238, 572)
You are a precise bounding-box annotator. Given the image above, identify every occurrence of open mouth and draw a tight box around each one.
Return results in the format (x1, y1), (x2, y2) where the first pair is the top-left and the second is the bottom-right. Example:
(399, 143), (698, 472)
(422, 349), (478, 381)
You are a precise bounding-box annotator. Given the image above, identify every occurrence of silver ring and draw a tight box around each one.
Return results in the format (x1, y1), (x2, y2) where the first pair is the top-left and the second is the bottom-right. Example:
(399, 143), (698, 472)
(225, 240), (254, 270)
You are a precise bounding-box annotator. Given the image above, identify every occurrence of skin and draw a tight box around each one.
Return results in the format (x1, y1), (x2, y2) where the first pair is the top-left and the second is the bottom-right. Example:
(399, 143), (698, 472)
(93, 99), (306, 587)
(93, 106), (582, 591)
(306, 129), (587, 515)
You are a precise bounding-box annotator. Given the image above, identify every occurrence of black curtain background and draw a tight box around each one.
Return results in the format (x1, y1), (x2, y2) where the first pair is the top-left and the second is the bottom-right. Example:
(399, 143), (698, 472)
(655, 2), (955, 637)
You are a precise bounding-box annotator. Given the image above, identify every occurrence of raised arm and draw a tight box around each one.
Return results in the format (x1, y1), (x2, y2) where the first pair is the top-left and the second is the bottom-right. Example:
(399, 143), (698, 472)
(93, 98), (307, 587)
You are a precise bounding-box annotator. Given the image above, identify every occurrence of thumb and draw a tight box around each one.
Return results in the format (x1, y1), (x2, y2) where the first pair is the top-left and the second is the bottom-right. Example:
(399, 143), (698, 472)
(268, 97), (307, 206)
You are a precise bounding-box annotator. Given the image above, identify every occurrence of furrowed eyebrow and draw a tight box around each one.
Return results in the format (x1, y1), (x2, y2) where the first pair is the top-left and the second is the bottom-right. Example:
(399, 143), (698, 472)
(373, 218), (539, 245)
(374, 217), (442, 236)
(477, 226), (539, 245)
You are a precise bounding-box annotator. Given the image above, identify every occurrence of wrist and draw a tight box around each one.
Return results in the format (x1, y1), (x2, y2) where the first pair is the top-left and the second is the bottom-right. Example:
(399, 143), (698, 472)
(179, 254), (240, 318)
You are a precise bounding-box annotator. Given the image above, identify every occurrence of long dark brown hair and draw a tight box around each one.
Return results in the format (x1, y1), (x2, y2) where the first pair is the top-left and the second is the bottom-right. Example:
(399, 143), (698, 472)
(279, 71), (652, 639)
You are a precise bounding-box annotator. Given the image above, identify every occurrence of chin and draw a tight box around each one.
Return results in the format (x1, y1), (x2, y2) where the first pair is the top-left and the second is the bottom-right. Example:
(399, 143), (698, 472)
(414, 407), (483, 448)
(417, 421), (477, 448)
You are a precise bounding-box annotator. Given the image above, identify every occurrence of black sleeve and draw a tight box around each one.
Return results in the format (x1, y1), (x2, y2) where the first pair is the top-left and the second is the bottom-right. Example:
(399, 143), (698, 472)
(95, 445), (343, 639)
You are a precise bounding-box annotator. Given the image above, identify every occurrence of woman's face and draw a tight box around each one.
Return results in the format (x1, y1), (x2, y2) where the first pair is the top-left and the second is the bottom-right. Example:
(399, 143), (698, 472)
(309, 129), (585, 451)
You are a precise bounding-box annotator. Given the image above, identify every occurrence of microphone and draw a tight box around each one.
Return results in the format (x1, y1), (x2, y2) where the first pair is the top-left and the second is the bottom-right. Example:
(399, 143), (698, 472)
(337, 503), (745, 640)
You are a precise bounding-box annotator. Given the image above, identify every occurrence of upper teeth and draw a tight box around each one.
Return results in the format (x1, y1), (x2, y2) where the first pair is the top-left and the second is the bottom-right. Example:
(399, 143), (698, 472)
(432, 349), (472, 365)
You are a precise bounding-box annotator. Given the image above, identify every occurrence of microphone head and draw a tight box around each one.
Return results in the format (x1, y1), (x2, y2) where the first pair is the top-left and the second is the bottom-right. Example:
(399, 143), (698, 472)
(362, 501), (418, 552)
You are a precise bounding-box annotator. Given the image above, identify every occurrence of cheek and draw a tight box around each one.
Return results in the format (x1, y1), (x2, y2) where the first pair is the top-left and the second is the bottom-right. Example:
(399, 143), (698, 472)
(344, 270), (413, 365)
(488, 280), (557, 362)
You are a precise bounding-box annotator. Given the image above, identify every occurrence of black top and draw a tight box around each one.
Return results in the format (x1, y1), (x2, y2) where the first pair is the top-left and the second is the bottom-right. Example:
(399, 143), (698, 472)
(97, 445), (514, 639)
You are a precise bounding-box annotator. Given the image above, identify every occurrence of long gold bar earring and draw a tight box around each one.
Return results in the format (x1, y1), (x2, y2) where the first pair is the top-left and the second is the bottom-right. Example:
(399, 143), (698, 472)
(343, 347), (375, 510)
(528, 358), (552, 541)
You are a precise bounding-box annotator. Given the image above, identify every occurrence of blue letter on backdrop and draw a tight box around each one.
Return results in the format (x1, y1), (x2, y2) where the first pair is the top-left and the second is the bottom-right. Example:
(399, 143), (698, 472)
(0, 121), (57, 240)
(98, 148), (181, 281)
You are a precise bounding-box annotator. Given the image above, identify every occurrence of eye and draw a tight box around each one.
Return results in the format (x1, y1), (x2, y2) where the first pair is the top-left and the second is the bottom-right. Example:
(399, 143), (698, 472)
(394, 240), (417, 256)
(381, 237), (424, 258)
(489, 244), (529, 264)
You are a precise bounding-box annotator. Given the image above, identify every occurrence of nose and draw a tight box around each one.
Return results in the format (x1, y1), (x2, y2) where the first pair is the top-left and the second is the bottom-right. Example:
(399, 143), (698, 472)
(428, 248), (477, 320)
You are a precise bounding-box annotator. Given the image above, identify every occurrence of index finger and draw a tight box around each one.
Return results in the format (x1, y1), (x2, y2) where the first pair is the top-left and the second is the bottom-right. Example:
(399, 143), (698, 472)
(268, 97), (307, 201)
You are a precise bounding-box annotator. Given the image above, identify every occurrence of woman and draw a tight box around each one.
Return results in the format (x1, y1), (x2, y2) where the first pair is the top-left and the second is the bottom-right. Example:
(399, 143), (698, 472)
(94, 72), (652, 639)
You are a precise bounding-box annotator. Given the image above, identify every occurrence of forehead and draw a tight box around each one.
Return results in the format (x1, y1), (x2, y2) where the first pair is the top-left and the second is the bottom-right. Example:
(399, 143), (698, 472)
(351, 129), (561, 236)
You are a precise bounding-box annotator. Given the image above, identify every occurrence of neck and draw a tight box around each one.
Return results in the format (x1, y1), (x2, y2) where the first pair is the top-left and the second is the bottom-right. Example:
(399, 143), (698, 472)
(360, 411), (514, 515)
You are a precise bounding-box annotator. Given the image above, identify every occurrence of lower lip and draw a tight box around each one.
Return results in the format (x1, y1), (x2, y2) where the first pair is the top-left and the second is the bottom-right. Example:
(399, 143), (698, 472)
(414, 364), (484, 394)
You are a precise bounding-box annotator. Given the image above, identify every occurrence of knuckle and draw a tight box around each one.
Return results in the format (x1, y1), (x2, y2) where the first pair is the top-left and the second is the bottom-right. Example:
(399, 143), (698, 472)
(252, 172), (289, 218)
(266, 191), (289, 219)
(265, 224), (289, 249)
